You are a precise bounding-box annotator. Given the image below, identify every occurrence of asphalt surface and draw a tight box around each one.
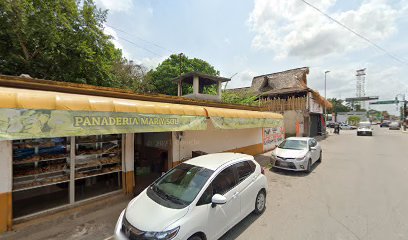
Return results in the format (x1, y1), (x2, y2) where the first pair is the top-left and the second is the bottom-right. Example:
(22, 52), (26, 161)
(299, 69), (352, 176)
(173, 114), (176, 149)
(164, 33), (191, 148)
(221, 126), (408, 240)
(2, 127), (407, 240)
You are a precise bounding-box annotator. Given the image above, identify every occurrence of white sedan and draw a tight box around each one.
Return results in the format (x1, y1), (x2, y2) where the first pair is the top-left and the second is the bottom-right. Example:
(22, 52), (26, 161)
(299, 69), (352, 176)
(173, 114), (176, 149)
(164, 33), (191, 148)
(115, 153), (267, 240)
(271, 137), (322, 173)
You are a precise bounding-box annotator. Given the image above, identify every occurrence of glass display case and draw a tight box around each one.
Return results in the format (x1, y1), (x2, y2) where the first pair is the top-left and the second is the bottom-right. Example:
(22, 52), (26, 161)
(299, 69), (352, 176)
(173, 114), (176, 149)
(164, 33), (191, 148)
(75, 134), (122, 179)
(12, 137), (70, 191)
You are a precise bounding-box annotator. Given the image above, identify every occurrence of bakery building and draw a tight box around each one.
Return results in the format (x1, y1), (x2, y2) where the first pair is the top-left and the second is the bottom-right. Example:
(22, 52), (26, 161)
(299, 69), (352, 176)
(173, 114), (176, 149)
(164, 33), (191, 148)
(0, 74), (284, 233)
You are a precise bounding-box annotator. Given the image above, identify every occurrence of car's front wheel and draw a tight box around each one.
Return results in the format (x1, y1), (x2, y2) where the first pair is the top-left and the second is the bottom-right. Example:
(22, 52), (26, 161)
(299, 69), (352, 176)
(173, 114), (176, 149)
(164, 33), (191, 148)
(306, 159), (312, 173)
(188, 235), (203, 240)
(254, 190), (266, 214)
(317, 151), (322, 163)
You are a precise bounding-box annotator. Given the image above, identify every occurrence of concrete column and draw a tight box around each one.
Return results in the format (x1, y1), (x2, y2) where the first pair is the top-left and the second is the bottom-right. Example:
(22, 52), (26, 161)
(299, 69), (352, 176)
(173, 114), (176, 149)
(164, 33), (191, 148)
(123, 134), (134, 194)
(193, 76), (199, 94)
(217, 81), (222, 96)
(0, 140), (13, 233)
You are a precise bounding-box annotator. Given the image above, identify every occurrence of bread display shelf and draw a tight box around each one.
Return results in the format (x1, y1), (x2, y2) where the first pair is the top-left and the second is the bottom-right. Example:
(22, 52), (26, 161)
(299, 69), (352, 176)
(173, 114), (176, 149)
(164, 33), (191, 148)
(13, 164), (69, 179)
(13, 176), (70, 192)
(76, 140), (120, 145)
(13, 154), (69, 165)
(13, 141), (69, 150)
(75, 157), (121, 170)
(75, 166), (122, 180)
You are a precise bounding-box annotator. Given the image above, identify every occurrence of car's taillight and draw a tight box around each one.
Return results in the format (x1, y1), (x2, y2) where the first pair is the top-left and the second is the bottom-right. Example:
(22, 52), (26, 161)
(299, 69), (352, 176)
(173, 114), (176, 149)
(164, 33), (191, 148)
(261, 167), (265, 175)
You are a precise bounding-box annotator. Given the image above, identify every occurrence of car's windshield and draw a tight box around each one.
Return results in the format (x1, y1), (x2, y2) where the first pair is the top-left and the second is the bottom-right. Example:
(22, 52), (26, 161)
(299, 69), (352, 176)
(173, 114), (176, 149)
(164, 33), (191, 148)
(149, 163), (213, 208)
(358, 123), (371, 128)
(278, 139), (308, 150)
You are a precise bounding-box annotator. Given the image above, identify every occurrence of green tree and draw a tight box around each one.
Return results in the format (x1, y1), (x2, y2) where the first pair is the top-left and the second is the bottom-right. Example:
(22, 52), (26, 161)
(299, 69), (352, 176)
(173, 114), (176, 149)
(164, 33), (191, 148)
(0, 0), (123, 87)
(111, 59), (154, 93)
(146, 54), (220, 95)
(348, 116), (361, 126)
(328, 98), (352, 113)
(222, 90), (259, 105)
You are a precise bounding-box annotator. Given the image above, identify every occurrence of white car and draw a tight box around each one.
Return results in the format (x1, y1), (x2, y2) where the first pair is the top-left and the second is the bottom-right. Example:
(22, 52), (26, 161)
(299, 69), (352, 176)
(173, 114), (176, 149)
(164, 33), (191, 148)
(271, 137), (322, 173)
(357, 122), (373, 136)
(115, 153), (267, 240)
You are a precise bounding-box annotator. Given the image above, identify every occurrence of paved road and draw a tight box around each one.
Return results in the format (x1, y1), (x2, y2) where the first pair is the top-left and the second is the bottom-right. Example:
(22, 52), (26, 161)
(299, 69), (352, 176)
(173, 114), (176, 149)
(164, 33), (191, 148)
(221, 126), (408, 240)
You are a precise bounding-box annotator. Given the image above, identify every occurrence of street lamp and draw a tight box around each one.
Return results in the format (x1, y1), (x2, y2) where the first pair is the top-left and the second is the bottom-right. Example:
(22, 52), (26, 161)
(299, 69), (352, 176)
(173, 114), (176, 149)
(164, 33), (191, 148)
(324, 71), (330, 123)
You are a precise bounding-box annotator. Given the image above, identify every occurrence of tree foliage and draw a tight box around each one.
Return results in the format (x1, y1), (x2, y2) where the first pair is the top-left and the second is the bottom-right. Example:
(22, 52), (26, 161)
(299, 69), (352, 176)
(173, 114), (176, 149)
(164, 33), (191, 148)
(146, 54), (220, 95)
(328, 98), (352, 113)
(222, 90), (259, 106)
(0, 0), (125, 87)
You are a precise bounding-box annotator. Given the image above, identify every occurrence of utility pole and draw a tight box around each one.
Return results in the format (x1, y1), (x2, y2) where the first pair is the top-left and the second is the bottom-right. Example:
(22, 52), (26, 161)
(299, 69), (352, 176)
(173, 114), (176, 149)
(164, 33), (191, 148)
(178, 53), (183, 96)
(324, 71), (330, 123)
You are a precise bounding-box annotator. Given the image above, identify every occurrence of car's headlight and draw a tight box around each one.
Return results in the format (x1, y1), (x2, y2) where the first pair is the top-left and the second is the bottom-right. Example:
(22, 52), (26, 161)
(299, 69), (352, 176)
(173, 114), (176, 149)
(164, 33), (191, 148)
(145, 226), (180, 240)
(295, 156), (306, 161)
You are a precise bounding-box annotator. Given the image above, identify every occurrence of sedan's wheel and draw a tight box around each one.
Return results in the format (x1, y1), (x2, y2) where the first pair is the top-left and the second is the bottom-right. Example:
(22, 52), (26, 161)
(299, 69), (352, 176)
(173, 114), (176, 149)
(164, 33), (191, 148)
(254, 190), (266, 214)
(306, 159), (312, 173)
(187, 235), (202, 240)
(317, 151), (322, 163)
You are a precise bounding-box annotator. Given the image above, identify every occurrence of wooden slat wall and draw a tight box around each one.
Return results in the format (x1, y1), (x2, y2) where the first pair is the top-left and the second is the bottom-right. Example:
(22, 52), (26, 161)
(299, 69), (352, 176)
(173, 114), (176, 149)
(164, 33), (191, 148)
(260, 96), (307, 112)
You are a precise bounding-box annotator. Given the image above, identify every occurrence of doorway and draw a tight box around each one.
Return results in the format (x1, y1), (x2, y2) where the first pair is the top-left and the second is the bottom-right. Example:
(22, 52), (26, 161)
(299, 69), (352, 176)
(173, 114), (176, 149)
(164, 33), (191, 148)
(134, 132), (171, 195)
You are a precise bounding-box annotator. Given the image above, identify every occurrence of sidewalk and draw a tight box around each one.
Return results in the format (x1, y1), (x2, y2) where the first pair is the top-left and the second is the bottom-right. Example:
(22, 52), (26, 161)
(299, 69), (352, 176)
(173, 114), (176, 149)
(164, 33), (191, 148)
(0, 194), (130, 240)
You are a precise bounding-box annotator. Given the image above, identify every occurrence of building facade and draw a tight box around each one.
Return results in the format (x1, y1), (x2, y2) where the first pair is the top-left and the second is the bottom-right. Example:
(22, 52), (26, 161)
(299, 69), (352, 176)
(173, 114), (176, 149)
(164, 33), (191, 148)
(0, 74), (284, 233)
(230, 67), (332, 137)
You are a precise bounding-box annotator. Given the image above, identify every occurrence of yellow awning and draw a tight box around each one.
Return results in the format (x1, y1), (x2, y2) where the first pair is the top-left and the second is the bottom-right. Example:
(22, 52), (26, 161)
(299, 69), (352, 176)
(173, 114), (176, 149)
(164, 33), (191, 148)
(205, 107), (283, 119)
(0, 87), (207, 116)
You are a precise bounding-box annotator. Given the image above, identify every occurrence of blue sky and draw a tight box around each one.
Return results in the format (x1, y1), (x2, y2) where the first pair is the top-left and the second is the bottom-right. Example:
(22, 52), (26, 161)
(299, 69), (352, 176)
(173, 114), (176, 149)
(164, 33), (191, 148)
(96, 0), (408, 114)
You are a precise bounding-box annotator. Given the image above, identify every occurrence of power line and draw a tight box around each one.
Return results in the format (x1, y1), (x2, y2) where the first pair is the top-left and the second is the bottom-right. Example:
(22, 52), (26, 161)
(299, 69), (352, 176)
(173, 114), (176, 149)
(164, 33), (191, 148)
(105, 24), (174, 53)
(115, 35), (163, 57)
(299, 0), (408, 65)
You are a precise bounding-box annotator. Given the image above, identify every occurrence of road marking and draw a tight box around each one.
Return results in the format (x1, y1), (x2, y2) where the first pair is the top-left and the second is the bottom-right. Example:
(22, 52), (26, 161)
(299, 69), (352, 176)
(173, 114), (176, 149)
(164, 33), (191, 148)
(103, 236), (114, 240)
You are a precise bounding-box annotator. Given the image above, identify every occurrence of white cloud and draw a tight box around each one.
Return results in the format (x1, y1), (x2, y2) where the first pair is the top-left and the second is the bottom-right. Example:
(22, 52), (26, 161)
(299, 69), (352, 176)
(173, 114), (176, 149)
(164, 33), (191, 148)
(248, 0), (399, 59)
(103, 25), (132, 59)
(95, 0), (133, 12)
(226, 69), (259, 89)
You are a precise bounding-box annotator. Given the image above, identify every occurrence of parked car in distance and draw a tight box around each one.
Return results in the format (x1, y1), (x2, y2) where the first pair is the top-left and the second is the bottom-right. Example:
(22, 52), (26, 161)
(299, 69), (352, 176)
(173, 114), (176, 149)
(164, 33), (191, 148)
(340, 123), (356, 130)
(271, 137), (322, 173)
(389, 121), (401, 130)
(326, 122), (336, 128)
(357, 122), (373, 136)
(115, 153), (267, 240)
(380, 121), (391, 127)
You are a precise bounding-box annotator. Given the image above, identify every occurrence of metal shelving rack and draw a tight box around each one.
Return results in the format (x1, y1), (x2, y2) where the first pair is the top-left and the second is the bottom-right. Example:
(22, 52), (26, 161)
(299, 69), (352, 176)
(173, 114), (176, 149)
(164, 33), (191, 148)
(12, 137), (71, 192)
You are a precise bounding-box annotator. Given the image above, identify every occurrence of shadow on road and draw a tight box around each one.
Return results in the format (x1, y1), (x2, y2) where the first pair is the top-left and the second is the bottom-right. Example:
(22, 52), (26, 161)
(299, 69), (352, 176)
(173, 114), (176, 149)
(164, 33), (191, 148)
(219, 212), (262, 240)
(269, 161), (321, 177)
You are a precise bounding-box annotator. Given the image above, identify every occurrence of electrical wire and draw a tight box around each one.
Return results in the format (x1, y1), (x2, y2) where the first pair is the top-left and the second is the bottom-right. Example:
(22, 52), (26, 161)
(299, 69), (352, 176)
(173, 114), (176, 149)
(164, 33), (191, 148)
(115, 36), (163, 57)
(106, 24), (174, 54)
(299, 0), (408, 65)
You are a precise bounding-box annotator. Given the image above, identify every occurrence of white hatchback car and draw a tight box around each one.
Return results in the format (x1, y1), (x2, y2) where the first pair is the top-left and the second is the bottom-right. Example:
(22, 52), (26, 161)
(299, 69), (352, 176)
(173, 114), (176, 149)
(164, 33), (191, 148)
(115, 153), (267, 240)
(271, 137), (322, 172)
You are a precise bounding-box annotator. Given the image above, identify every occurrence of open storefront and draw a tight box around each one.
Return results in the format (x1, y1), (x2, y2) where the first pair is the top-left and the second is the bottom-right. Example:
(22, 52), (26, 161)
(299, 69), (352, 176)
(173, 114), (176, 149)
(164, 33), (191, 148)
(0, 81), (283, 233)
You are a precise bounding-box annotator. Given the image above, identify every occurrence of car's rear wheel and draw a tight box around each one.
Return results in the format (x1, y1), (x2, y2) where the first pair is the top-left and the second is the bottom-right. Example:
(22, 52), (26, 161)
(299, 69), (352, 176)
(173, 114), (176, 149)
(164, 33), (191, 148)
(254, 190), (266, 214)
(306, 159), (312, 173)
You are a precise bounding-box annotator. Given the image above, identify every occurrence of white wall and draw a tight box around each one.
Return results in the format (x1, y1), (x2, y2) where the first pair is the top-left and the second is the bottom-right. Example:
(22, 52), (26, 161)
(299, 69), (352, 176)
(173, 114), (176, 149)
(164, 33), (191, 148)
(172, 120), (262, 162)
(0, 141), (12, 193)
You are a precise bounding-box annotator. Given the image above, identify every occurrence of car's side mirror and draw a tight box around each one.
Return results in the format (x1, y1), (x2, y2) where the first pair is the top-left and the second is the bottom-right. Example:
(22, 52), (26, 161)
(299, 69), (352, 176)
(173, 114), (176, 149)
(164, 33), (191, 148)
(211, 194), (227, 208)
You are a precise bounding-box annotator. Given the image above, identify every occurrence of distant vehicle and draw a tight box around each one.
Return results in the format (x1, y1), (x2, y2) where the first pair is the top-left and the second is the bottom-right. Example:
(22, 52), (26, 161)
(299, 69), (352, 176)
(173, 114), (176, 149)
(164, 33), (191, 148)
(340, 123), (356, 130)
(357, 122), (373, 136)
(271, 137), (322, 173)
(326, 122), (336, 128)
(115, 153), (267, 240)
(389, 122), (401, 130)
(380, 121), (391, 127)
